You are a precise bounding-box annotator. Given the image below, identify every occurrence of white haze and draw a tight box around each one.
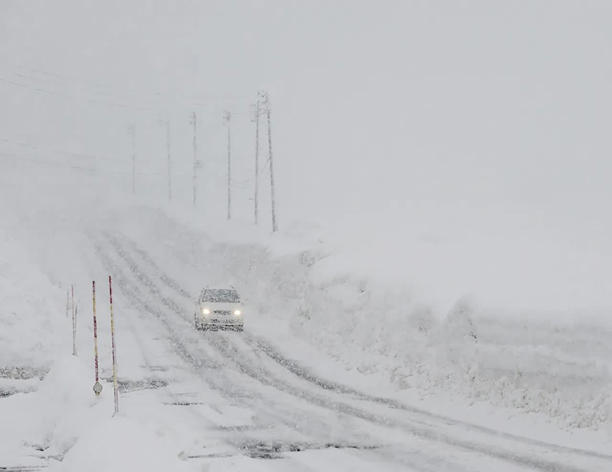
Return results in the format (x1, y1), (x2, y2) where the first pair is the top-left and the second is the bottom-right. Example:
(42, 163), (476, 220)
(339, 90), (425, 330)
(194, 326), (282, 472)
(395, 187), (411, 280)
(1, 1), (612, 313)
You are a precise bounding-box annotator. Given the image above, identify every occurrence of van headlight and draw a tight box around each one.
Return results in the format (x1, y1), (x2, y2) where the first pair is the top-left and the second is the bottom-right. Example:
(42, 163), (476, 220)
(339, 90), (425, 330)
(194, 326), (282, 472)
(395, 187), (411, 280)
(233, 310), (241, 316)
(202, 308), (211, 315)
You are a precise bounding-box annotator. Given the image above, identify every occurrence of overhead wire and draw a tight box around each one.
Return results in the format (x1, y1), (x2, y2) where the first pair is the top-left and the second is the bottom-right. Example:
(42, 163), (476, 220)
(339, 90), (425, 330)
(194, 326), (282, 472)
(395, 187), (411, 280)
(2, 64), (255, 115)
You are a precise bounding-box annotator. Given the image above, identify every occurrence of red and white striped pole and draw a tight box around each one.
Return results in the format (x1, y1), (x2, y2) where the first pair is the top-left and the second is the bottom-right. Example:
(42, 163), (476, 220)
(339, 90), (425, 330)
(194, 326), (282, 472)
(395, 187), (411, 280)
(109, 275), (119, 414)
(92, 281), (102, 396)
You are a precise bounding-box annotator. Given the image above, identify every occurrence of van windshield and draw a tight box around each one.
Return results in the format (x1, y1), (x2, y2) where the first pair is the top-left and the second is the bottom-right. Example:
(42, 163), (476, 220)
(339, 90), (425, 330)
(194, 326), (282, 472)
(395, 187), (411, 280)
(200, 289), (240, 303)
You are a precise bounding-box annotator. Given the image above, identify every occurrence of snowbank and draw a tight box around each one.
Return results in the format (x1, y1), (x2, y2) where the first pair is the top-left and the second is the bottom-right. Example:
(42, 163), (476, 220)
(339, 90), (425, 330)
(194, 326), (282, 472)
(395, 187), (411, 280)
(110, 204), (612, 431)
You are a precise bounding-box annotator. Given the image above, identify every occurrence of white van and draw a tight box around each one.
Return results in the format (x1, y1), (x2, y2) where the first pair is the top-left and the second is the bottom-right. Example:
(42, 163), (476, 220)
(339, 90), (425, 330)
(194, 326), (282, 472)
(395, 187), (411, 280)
(194, 288), (244, 332)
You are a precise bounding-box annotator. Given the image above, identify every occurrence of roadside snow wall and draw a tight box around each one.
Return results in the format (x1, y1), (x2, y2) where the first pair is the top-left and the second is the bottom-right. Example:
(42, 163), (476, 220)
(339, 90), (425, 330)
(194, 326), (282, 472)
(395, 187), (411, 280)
(115, 206), (612, 431)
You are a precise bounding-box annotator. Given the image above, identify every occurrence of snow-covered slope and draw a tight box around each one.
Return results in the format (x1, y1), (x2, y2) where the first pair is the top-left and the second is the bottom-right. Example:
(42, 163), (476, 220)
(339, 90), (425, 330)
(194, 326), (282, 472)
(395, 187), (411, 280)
(108, 204), (612, 431)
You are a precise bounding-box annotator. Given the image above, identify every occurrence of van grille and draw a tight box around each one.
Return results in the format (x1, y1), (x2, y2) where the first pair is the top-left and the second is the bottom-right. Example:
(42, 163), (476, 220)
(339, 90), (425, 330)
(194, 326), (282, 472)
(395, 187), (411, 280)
(213, 310), (232, 316)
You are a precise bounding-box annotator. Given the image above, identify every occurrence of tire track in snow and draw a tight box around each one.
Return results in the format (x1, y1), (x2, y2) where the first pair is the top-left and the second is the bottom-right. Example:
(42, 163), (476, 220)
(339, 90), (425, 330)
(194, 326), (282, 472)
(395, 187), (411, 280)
(102, 232), (612, 472)
(95, 238), (393, 470)
(112, 233), (612, 461)
(98, 236), (487, 471)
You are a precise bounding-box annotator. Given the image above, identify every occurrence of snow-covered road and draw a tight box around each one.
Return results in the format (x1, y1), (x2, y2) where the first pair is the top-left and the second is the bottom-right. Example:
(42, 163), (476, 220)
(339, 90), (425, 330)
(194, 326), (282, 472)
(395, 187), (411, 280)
(83, 231), (612, 471)
(1, 163), (610, 470)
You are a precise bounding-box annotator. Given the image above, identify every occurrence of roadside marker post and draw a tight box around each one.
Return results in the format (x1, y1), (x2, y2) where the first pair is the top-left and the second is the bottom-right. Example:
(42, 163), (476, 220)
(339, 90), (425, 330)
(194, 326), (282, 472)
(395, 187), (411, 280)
(92, 281), (102, 396)
(66, 288), (70, 318)
(109, 275), (119, 414)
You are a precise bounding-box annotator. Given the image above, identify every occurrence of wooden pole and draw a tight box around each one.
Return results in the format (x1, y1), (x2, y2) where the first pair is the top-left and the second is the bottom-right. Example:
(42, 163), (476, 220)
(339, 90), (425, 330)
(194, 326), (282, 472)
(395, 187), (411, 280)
(254, 98), (260, 225)
(224, 111), (232, 220)
(191, 112), (198, 207)
(71, 284), (77, 356)
(265, 97), (278, 232)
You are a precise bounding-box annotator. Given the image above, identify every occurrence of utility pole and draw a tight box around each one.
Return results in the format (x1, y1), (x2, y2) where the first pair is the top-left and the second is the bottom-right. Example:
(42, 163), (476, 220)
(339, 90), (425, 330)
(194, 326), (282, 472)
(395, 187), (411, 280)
(191, 112), (198, 207)
(252, 97), (261, 225)
(71, 284), (77, 356)
(166, 120), (172, 202)
(224, 111), (232, 220)
(260, 92), (278, 232)
(128, 125), (136, 195)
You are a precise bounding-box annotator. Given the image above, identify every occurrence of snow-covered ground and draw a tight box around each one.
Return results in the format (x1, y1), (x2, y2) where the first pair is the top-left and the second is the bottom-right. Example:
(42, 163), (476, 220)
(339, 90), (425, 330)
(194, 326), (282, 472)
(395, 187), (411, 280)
(1, 158), (612, 471)
(3, 1), (612, 469)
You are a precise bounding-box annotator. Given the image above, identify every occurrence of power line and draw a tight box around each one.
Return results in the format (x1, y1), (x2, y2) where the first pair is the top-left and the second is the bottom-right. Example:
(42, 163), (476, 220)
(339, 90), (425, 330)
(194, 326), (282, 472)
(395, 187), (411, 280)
(1, 65), (255, 114)
(0, 74), (152, 112)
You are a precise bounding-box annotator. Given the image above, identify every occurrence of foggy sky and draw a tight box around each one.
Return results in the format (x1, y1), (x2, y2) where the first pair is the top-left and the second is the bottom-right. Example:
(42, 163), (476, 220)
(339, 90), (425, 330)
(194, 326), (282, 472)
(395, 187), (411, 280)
(2, 1), (612, 311)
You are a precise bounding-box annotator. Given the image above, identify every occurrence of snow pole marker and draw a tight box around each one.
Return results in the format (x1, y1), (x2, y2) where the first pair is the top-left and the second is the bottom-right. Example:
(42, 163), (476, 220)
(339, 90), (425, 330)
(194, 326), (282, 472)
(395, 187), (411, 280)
(65, 288), (70, 318)
(109, 275), (119, 414)
(92, 281), (102, 396)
